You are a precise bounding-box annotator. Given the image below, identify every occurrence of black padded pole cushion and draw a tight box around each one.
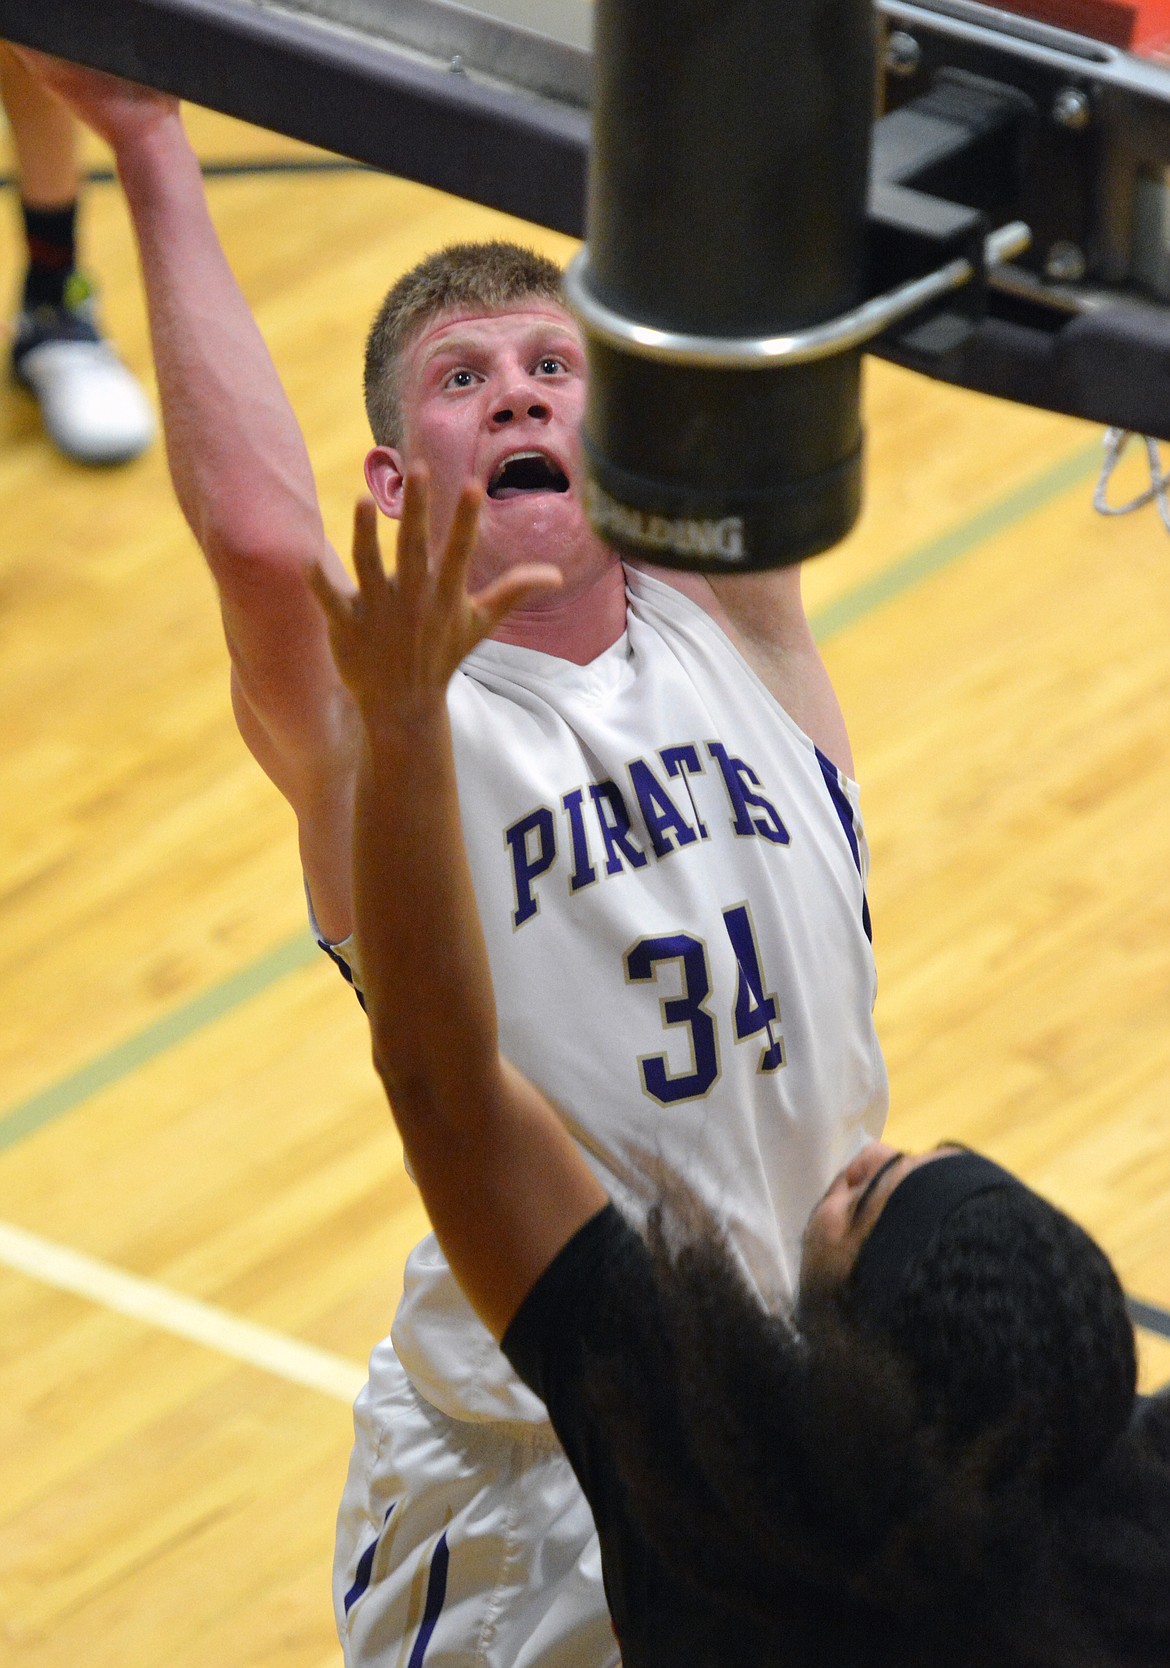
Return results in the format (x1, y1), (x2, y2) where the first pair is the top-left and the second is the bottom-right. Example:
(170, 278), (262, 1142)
(577, 0), (875, 570)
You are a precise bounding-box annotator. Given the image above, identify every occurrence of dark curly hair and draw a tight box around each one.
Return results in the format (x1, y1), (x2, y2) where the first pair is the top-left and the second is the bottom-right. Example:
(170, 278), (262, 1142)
(864, 1187), (1137, 1496)
(579, 1177), (1168, 1667)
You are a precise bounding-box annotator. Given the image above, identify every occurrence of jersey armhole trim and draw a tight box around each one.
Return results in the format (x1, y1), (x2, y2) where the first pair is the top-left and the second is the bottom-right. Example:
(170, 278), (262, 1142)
(624, 566), (863, 789)
(814, 747), (873, 944)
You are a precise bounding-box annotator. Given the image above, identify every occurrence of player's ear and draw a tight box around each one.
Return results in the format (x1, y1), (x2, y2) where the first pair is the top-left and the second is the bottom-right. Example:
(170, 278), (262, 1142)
(364, 446), (405, 519)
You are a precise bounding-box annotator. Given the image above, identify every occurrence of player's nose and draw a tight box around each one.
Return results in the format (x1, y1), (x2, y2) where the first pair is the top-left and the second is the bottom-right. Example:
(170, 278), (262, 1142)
(842, 1140), (900, 1189)
(490, 378), (552, 426)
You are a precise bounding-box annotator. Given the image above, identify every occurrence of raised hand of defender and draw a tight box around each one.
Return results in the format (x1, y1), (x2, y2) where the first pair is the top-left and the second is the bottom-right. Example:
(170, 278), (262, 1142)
(310, 472), (561, 729)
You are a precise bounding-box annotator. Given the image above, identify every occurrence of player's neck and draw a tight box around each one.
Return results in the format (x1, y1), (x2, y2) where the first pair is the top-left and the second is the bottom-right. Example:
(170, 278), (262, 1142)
(488, 561), (628, 664)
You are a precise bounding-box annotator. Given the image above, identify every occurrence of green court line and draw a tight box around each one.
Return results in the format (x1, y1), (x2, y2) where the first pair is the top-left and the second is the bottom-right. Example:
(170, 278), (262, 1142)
(0, 932), (320, 1154)
(810, 440), (1105, 642)
(0, 435), (1106, 1153)
(1, 159), (373, 192)
(1130, 1297), (1170, 1343)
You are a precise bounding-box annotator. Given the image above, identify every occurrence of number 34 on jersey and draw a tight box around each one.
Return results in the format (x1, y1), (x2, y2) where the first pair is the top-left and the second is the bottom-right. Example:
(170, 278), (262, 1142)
(626, 902), (784, 1106)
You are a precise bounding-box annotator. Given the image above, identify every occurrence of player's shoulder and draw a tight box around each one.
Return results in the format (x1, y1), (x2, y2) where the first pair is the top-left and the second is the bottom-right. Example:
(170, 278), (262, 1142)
(624, 560), (724, 624)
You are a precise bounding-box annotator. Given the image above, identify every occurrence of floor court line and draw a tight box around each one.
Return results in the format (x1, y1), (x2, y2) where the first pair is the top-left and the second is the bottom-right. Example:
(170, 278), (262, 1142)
(809, 440), (1105, 640)
(0, 158), (374, 193)
(0, 930), (321, 1154)
(0, 1217), (366, 1403)
(1, 1204), (1166, 1397)
(1130, 1298), (1170, 1343)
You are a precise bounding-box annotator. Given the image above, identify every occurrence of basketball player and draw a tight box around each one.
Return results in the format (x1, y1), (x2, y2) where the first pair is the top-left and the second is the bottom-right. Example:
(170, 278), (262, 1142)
(315, 475), (1170, 1668)
(22, 52), (889, 1667)
(1, 43), (154, 462)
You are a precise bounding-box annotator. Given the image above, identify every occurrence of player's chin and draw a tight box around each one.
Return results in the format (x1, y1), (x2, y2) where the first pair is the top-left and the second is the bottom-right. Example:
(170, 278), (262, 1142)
(481, 487), (586, 543)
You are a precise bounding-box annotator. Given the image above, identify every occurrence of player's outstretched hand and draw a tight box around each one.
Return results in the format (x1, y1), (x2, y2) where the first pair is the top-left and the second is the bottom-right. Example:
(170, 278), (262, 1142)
(6, 46), (179, 147)
(310, 473), (562, 731)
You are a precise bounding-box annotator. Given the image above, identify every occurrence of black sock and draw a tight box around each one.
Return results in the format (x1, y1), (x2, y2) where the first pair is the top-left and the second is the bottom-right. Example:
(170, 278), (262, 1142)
(21, 201), (79, 311)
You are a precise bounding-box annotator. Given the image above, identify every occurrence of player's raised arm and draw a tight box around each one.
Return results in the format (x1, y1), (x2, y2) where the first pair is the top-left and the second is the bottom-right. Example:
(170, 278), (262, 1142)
(628, 552), (854, 776)
(311, 481), (607, 1339)
(707, 565), (854, 777)
(14, 52), (356, 904)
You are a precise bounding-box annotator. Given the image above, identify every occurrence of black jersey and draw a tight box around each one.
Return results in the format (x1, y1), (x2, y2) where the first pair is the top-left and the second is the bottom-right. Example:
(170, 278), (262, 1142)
(502, 1205), (862, 1668)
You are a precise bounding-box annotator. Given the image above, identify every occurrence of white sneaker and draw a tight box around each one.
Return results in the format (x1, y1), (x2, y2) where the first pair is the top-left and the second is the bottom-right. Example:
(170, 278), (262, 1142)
(13, 293), (155, 466)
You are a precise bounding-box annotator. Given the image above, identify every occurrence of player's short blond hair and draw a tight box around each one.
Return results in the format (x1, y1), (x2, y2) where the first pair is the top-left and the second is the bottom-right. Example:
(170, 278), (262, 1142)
(363, 241), (567, 447)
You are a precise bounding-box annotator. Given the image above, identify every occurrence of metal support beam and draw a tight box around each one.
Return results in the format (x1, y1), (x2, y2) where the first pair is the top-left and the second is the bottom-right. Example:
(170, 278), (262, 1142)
(0, 0), (590, 233)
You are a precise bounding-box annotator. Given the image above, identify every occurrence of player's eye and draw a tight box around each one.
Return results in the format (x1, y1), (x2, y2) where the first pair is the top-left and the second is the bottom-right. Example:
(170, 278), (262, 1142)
(443, 368), (479, 390)
(535, 357), (567, 377)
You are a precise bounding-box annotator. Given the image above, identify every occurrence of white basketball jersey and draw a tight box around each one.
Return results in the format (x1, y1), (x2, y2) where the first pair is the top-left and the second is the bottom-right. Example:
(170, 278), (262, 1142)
(332, 567), (888, 1423)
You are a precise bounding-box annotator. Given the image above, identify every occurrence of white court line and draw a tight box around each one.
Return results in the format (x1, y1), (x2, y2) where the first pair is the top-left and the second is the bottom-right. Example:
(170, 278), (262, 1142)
(0, 1218), (367, 1404)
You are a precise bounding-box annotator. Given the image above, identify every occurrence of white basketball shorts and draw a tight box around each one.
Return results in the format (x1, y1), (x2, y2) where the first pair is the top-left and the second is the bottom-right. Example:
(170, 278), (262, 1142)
(334, 1338), (621, 1667)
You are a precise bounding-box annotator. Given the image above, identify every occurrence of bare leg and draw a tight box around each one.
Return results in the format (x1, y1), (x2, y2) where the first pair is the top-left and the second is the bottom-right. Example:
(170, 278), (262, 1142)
(1, 43), (153, 464)
(0, 44), (80, 208)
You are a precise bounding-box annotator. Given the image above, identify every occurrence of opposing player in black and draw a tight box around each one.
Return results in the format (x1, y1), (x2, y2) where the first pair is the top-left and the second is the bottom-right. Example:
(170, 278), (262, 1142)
(311, 476), (1170, 1668)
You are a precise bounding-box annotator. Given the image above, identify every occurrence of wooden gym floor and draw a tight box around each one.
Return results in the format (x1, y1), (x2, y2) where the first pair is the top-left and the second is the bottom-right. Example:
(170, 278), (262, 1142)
(1, 104), (1168, 1668)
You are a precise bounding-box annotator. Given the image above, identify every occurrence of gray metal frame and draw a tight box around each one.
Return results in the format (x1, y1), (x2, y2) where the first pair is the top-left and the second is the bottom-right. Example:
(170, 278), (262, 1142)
(0, 0), (591, 233)
(261, 0), (591, 104)
(4, 0), (1170, 247)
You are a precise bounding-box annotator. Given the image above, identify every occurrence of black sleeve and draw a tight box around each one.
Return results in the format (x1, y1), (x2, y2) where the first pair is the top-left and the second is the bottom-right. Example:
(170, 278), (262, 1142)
(502, 1202), (653, 1508)
(502, 1206), (794, 1668)
(502, 1202), (645, 1398)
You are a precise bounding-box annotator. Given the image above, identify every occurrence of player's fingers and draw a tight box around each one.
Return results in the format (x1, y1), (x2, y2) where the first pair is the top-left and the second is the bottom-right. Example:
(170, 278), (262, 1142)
(435, 483), (483, 612)
(350, 498), (387, 594)
(397, 468), (431, 601)
(307, 559), (347, 623)
(473, 564), (564, 636)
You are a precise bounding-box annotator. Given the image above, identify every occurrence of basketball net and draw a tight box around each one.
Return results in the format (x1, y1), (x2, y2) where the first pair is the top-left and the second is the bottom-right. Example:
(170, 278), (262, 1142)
(1093, 430), (1170, 530)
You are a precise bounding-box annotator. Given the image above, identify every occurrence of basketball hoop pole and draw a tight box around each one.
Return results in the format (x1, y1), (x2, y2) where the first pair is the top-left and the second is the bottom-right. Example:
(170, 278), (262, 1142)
(568, 0), (877, 571)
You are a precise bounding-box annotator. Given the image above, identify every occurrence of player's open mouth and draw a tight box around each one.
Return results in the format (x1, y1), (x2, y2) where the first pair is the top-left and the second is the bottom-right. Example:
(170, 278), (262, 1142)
(487, 451), (571, 500)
